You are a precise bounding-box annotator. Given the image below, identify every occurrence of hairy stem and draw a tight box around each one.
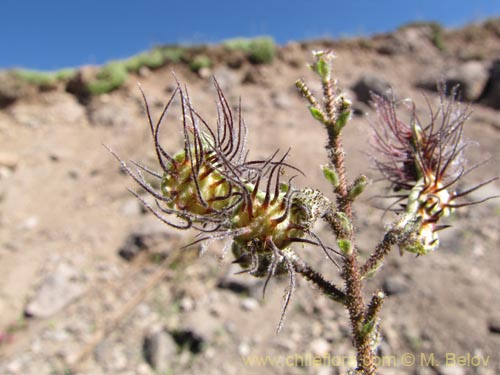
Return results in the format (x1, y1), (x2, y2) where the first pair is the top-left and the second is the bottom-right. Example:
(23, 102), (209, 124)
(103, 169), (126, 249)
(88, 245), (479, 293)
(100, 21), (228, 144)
(289, 253), (346, 303)
(323, 82), (375, 375)
(360, 229), (399, 278)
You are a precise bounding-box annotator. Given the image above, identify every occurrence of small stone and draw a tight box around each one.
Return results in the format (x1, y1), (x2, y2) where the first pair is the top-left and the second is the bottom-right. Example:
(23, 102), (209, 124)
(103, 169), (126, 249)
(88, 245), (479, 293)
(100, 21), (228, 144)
(178, 309), (219, 351)
(240, 297), (259, 311)
(217, 264), (263, 298)
(20, 216), (38, 230)
(25, 262), (86, 318)
(180, 296), (195, 312)
(382, 275), (409, 296)
(120, 198), (143, 216)
(271, 91), (292, 109)
(309, 338), (330, 356)
(143, 326), (177, 373)
(198, 67), (212, 79)
(238, 341), (251, 356)
(118, 218), (180, 261)
(352, 75), (393, 105)
(0, 152), (19, 170)
(435, 365), (466, 375)
(487, 317), (500, 334)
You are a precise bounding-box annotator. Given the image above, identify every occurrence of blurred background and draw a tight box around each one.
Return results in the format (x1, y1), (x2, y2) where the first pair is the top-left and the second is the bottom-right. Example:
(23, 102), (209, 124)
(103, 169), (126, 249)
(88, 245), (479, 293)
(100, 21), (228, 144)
(1, 0), (500, 70)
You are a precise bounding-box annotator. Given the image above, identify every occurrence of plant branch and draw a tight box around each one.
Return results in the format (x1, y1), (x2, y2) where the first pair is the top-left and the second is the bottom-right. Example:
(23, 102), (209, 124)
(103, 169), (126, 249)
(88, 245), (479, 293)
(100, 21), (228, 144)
(288, 252), (346, 303)
(360, 229), (399, 278)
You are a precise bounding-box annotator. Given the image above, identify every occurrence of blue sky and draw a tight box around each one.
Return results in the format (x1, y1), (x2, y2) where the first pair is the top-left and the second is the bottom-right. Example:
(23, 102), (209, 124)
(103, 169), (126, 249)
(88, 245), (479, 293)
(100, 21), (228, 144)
(1, 0), (499, 70)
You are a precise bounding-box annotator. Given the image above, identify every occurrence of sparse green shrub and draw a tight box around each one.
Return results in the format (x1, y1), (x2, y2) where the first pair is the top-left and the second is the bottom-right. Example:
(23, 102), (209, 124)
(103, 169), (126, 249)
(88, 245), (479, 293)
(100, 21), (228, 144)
(14, 68), (76, 90)
(189, 54), (212, 72)
(15, 70), (57, 88)
(224, 36), (276, 64)
(161, 46), (186, 64)
(124, 49), (166, 72)
(86, 62), (128, 95)
(54, 69), (76, 81)
(223, 38), (253, 52)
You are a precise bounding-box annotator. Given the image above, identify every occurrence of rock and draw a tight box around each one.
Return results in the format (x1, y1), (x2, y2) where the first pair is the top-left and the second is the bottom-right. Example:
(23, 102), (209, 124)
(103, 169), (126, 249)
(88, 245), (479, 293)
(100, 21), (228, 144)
(240, 297), (259, 311)
(446, 61), (489, 100)
(417, 61), (489, 101)
(20, 216), (38, 230)
(487, 317), (500, 334)
(143, 326), (177, 372)
(0, 71), (30, 108)
(171, 329), (205, 354)
(179, 296), (195, 312)
(479, 59), (500, 109)
(0, 152), (19, 170)
(309, 338), (330, 356)
(435, 365), (466, 375)
(217, 264), (264, 298)
(377, 24), (441, 56)
(120, 197), (143, 216)
(352, 75), (393, 105)
(118, 218), (180, 261)
(24, 262), (86, 318)
(382, 275), (409, 296)
(177, 309), (219, 351)
(198, 67), (212, 79)
(65, 66), (100, 99)
(237, 341), (251, 356)
(212, 66), (241, 91)
(226, 50), (246, 69)
(87, 98), (135, 127)
(271, 90), (292, 109)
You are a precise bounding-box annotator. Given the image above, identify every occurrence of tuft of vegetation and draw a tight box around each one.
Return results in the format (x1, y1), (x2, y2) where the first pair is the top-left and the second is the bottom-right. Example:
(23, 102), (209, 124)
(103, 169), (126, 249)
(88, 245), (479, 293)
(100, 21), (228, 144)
(123, 49), (166, 72)
(223, 36), (276, 64)
(14, 68), (76, 89)
(189, 54), (212, 72)
(84, 46), (187, 95)
(160, 46), (187, 64)
(86, 62), (128, 95)
(123, 46), (186, 73)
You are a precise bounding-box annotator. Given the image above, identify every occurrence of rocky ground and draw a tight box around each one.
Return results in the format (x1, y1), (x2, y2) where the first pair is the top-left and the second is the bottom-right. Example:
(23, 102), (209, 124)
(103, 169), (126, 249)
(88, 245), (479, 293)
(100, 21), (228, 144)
(0, 21), (499, 375)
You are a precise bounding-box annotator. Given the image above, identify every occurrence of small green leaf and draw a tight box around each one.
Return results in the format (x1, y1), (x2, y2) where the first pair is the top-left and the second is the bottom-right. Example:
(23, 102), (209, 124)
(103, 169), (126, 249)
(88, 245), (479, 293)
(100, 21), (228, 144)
(334, 108), (351, 134)
(362, 319), (376, 336)
(335, 212), (353, 235)
(348, 175), (368, 200)
(309, 106), (325, 122)
(322, 165), (339, 188)
(337, 239), (352, 256)
(316, 59), (331, 81)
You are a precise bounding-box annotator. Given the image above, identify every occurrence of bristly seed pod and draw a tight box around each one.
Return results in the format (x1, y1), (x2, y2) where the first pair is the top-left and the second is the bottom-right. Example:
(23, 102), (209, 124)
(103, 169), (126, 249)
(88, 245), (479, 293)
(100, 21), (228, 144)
(371, 86), (498, 254)
(109, 79), (335, 331)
